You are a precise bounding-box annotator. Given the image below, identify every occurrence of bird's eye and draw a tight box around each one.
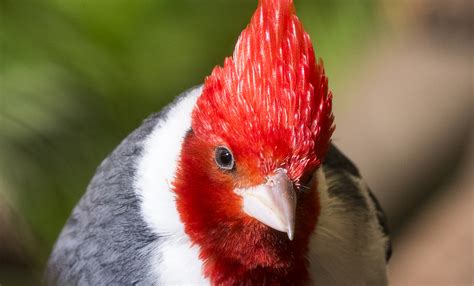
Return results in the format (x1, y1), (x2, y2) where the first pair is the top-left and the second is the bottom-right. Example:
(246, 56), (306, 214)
(215, 147), (235, 171)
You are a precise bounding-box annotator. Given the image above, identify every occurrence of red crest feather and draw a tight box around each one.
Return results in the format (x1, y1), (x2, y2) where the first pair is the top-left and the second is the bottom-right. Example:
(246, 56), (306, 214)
(192, 0), (334, 180)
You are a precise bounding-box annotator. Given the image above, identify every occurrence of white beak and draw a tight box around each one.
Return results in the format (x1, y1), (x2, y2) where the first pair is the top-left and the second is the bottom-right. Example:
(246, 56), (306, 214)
(236, 169), (296, 240)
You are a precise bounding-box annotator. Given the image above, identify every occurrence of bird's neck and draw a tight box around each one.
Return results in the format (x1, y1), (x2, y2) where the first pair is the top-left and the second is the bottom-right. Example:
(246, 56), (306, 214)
(203, 255), (310, 285)
(204, 248), (309, 285)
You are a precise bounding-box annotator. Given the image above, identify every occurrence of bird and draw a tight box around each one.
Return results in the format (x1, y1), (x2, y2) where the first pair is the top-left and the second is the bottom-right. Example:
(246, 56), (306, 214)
(46, 0), (391, 285)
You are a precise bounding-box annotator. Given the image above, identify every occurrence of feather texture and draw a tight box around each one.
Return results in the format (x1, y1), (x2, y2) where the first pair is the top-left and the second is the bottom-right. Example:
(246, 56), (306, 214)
(193, 0), (334, 182)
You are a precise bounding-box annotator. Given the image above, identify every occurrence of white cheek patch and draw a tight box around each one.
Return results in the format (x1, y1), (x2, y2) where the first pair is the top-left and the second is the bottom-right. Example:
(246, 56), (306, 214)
(134, 86), (209, 285)
(135, 88), (201, 235)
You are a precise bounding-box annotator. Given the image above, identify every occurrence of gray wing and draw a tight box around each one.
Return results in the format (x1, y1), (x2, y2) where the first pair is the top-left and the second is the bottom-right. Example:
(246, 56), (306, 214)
(367, 188), (392, 261)
(323, 144), (392, 262)
(46, 115), (159, 285)
(45, 88), (199, 285)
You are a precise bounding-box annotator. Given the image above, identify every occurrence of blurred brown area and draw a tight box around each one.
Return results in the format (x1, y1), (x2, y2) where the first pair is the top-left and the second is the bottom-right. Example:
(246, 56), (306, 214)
(389, 142), (473, 285)
(335, 0), (473, 284)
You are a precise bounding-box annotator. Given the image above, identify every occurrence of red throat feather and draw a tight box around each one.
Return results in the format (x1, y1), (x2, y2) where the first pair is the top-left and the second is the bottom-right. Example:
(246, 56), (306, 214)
(192, 0), (334, 181)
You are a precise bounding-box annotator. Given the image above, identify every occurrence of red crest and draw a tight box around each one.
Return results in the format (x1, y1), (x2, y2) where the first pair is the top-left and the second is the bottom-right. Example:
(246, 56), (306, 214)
(192, 0), (334, 181)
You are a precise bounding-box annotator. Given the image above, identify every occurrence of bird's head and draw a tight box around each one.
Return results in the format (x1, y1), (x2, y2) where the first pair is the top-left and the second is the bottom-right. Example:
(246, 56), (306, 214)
(173, 0), (333, 277)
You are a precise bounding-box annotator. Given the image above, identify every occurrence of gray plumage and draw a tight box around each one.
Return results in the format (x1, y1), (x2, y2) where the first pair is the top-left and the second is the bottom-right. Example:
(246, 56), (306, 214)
(46, 91), (191, 285)
(46, 116), (156, 285)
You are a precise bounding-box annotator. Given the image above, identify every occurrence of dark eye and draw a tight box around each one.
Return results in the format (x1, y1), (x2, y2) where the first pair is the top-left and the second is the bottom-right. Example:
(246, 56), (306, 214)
(215, 147), (235, 170)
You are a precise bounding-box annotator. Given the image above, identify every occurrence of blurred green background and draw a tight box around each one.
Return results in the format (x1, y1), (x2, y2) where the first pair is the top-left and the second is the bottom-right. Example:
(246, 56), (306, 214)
(1, 0), (472, 285)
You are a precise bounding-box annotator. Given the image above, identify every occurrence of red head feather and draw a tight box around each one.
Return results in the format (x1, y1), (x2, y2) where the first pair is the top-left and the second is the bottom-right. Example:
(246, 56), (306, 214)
(192, 0), (334, 181)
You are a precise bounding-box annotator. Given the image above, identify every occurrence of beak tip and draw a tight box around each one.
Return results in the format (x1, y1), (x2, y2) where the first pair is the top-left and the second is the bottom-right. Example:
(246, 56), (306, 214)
(240, 169), (297, 241)
(287, 228), (294, 241)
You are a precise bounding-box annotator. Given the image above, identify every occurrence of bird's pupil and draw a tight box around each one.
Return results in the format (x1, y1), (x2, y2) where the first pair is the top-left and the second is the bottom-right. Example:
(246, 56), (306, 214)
(215, 147), (234, 170)
(220, 152), (231, 164)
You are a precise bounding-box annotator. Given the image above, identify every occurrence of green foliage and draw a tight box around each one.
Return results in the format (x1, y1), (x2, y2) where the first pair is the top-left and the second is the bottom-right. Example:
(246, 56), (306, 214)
(0, 0), (378, 281)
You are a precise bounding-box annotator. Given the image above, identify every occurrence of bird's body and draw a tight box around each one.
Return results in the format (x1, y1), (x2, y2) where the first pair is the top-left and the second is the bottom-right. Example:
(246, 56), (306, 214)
(47, 88), (389, 286)
(47, 1), (390, 285)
